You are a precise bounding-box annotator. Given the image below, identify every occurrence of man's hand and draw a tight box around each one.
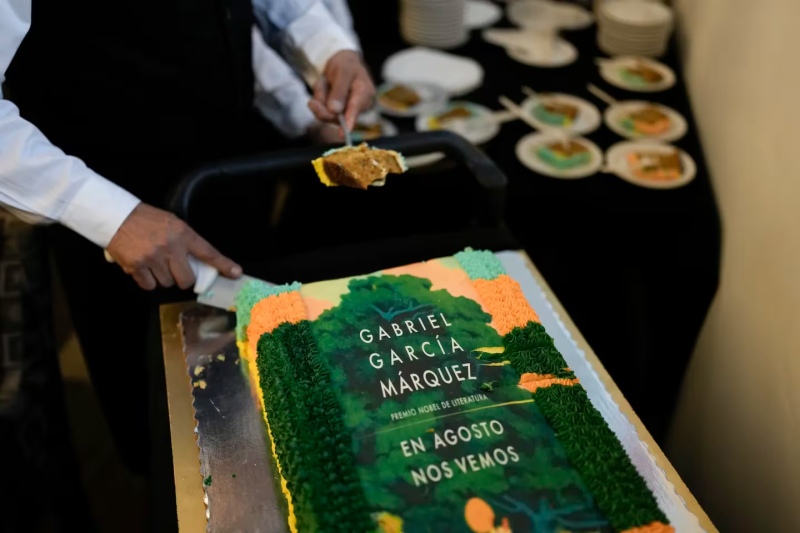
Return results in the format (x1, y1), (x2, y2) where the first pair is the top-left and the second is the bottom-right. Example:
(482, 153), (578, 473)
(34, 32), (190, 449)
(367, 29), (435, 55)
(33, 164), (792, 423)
(308, 121), (345, 144)
(309, 50), (375, 131)
(106, 203), (242, 290)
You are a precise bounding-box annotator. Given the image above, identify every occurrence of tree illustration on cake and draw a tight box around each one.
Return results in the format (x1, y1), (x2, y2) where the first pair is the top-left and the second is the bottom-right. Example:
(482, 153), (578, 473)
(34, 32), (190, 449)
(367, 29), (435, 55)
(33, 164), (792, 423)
(310, 274), (611, 532)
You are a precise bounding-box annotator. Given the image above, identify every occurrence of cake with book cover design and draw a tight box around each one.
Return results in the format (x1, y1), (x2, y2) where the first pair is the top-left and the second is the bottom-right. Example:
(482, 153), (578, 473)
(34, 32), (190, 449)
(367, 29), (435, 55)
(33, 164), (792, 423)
(234, 250), (672, 533)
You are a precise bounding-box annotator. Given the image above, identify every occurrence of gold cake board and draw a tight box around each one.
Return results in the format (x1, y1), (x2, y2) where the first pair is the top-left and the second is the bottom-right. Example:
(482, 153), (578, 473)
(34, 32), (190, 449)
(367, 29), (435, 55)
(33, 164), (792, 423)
(160, 250), (717, 533)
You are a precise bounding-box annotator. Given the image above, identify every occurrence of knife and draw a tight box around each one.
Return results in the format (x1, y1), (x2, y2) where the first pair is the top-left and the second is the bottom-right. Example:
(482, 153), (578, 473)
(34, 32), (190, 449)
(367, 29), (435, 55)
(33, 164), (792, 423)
(103, 250), (274, 310)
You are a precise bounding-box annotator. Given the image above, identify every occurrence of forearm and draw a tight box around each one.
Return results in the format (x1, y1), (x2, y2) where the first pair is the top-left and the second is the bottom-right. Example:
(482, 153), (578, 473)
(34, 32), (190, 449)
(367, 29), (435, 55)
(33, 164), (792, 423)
(0, 100), (141, 248)
(253, 0), (360, 86)
(251, 26), (316, 138)
(0, 0), (140, 247)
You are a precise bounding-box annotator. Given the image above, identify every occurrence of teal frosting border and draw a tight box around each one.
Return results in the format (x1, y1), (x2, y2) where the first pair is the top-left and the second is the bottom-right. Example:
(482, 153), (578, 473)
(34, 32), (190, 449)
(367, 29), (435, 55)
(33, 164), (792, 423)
(454, 248), (506, 280)
(234, 280), (301, 340)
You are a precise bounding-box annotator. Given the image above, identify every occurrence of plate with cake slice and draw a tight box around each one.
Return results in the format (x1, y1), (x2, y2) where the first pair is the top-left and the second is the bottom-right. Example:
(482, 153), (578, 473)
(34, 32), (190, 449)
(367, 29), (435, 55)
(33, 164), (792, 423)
(604, 100), (687, 142)
(350, 117), (399, 142)
(416, 101), (500, 145)
(598, 56), (676, 92)
(376, 81), (448, 117)
(605, 141), (696, 189)
(521, 92), (601, 135)
(516, 131), (603, 178)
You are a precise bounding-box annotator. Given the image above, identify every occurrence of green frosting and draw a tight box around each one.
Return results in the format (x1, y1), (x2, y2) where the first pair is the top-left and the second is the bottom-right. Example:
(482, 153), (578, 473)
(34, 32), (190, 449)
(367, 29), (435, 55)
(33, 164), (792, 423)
(503, 321), (576, 380)
(257, 322), (373, 532)
(453, 248), (506, 280)
(536, 146), (591, 170)
(533, 104), (570, 126)
(621, 118), (637, 133)
(504, 322), (668, 531)
(234, 281), (301, 340)
(621, 69), (648, 87)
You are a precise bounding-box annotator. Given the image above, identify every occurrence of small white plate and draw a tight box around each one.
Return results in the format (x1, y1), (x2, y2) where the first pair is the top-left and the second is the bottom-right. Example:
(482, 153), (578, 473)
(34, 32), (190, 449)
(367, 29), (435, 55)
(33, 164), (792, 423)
(382, 47), (485, 97)
(416, 101), (500, 145)
(465, 0), (503, 29)
(376, 81), (449, 118)
(605, 141), (696, 189)
(604, 100), (686, 142)
(508, 0), (595, 30)
(521, 92), (601, 135)
(350, 118), (399, 143)
(516, 132), (603, 179)
(598, 56), (676, 92)
(507, 37), (578, 67)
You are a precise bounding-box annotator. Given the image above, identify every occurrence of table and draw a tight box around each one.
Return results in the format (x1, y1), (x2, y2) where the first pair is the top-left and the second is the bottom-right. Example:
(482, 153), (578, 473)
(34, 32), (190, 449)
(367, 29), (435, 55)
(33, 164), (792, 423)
(160, 250), (716, 532)
(347, 0), (722, 444)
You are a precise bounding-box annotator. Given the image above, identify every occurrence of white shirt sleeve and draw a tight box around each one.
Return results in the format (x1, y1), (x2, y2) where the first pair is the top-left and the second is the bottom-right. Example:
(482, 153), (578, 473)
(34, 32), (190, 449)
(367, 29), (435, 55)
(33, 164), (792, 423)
(251, 27), (316, 139)
(254, 0), (360, 88)
(0, 0), (141, 248)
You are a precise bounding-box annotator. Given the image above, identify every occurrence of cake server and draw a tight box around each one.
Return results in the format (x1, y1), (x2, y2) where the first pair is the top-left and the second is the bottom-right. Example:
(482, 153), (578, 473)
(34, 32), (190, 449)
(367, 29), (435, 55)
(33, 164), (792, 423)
(195, 268), (276, 311)
(338, 113), (353, 146)
(103, 250), (273, 310)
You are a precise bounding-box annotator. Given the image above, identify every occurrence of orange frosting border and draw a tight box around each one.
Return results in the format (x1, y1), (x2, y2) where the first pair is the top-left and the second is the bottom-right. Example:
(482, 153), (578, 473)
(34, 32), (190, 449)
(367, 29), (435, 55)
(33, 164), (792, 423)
(246, 291), (308, 354)
(517, 372), (580, 394)
(472, 275), (540, 335)
(241, 289), (308, 533)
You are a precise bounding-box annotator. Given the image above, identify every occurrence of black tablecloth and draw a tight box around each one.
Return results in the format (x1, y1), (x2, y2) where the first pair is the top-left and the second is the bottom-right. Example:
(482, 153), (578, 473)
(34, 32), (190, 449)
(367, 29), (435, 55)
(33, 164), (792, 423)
(348, 0), (721, 444)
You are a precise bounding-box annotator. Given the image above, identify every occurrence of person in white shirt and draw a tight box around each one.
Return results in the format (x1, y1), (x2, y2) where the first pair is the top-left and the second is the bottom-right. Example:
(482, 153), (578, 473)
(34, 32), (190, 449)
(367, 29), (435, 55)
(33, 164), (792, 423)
(0, 0), (372, 289)
(252, 0), (361, 141)
(0, 0), (375, 481)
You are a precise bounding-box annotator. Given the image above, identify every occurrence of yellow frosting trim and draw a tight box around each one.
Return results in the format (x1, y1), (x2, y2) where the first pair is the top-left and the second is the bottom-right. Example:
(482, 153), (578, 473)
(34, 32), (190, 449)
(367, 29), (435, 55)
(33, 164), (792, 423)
(312, 157), (334, 187)
(238, 340), (298, 533)
(621, 521), (675, 533)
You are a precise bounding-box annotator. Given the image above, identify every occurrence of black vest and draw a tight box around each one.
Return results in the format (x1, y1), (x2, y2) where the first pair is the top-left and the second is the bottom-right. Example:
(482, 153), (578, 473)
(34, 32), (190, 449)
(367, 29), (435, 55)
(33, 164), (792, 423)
(5, 0), (256, 172)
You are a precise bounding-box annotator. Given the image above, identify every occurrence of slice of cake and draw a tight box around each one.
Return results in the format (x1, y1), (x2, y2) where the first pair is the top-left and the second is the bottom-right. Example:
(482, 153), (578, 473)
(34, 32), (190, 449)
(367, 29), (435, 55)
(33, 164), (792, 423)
(352, 122), (384, 141)
(428, 105), (473, 129)
(536, 140), (591, 169)
(533, 100), (579, 127)
(379, 84), (422, 111)
(621, 62), (664, 87)
(627, 150), (683, 181)
(312, 143), (408, 189)
(235, 249), (674, 533)
(622, 107), (671, 136)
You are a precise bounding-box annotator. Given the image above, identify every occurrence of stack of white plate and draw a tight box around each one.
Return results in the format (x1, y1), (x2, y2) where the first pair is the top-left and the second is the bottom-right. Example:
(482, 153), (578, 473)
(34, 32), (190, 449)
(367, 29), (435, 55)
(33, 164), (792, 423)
(597, 0), (674, 57)
(401, 0), (468, 49)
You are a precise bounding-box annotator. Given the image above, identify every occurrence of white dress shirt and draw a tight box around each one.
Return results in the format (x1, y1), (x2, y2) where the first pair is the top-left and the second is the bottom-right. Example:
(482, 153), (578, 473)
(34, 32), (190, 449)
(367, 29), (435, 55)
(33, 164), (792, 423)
(0, 0), (357, 248)
(252, 0), (360, 138)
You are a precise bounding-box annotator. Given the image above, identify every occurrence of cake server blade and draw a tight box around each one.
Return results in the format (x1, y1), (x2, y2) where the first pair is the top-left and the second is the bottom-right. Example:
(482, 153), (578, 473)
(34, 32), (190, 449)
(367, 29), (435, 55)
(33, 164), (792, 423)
(338, 113), (352, 146)
(197, 274), (275, 311)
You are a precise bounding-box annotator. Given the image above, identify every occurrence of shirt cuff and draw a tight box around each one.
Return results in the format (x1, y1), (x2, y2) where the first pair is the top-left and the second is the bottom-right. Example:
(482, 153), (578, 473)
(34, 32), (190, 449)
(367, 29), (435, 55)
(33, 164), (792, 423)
(58, 175), (141, 249)
(286, 2), (360, 77)
(254, 85), (316, 139)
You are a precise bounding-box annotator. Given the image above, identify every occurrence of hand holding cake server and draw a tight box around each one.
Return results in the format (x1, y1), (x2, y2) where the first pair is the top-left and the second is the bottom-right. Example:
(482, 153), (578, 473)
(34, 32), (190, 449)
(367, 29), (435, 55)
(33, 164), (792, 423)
(103, 50), (375, 293)
(0, 0), (374, 479)
(1, 0), (374, 292)
(103, 47), (374, 292)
